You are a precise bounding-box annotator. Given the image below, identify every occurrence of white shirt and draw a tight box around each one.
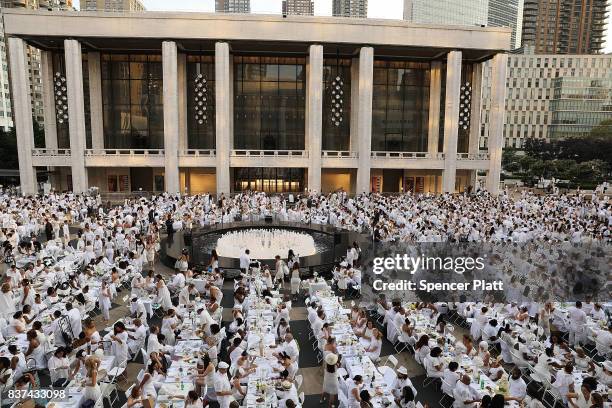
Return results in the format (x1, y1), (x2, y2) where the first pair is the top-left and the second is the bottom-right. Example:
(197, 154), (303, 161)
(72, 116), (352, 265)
(213, 371), (233, 408)
(453, 381), (479, 408)
(239, 253), (250, 269)
(508, 377), (527, 400)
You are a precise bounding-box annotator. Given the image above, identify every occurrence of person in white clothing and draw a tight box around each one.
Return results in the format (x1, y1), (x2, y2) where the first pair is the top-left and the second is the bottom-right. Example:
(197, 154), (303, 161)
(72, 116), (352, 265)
(213, 362), (234, 408)
(48, 347), (71, 386)
(110, 322), (130, 367)
(239, 249), (251, 273)
(568, 301), (587, 346)
(66, 303), (83, 338)
(453, 375), (481, 408)
(127, 318), (147, 356)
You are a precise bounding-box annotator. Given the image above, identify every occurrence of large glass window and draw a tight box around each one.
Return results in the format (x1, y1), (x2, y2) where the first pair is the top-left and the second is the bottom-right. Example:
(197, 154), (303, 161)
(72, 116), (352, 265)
(372, 61), (430, 152)
(187, 55), (215, 149)
(233, 167), (305, 193)
(323, 59), (351, 151)
(234, 56), (306, 150)
(101, 54), (163, 149)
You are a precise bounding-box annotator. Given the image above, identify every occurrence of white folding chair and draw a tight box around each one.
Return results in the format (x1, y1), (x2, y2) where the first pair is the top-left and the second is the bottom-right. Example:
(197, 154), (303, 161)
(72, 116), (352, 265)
(295, 374), (303, 391)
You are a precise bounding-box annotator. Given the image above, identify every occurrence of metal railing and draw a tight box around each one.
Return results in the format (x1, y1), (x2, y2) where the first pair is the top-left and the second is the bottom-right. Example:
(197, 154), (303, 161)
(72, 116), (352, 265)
(179, 149), (216, 157)
(457, 152), (490, 160)
(321, 151), (358, 158)
(231, 149), (308, 158)
(370, 151), (445, 159)
(84, 149), (165, 156)
(32, 148), (71, 156)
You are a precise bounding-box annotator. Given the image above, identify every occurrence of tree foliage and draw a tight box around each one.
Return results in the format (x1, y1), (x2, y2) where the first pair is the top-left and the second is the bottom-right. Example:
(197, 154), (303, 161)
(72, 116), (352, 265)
(0, 120), (45, 169)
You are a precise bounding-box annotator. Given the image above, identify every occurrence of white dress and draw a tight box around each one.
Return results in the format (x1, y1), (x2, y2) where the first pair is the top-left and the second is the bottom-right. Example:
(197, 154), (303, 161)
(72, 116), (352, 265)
(290, 270), (301, 295)
(83, 373), (101, 402)
(322, 368), (339, 394)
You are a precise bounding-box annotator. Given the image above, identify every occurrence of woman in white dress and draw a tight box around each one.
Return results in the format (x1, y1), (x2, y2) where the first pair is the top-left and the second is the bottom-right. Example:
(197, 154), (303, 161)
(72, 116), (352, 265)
(364, 328), (383, 362)
(138, 363), (159, 399)
(83, 356), (102, 403)
(161, 308), (180, 346)
(98, 280), (112, 322)
(146, 237), (156, 268)
(321, 353), (339, 408)
(155, 279), (173, 311)
(127, 384), (145, 408)
(0, 283), (16, 320)
(414, 335), (431, 365)
(290, 266), (301, 299)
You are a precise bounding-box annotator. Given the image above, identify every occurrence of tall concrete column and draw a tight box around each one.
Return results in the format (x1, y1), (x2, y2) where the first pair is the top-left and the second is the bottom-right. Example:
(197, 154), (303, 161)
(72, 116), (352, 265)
(215, 42), (231, 197)
(162, 41), (180, 193)
(178, 53), (188, 152)
(87, 51), (104, 150)
(8, 38), (36, 195)
(427, 61), (441, 155)
(442, 51), (462, 193)
(64, 39), (88, 193)
(355, 47), (373, 194)
(306, 44), (323, 193)
(487, 53), (508, 194)
(41, 50), (58, 150)
(349, 57), (359, 152)
(468, 63), (483, 155)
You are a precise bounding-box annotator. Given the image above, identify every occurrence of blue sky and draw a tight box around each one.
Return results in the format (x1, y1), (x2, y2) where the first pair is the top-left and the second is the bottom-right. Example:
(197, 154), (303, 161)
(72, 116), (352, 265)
(72, 0), (612, 53)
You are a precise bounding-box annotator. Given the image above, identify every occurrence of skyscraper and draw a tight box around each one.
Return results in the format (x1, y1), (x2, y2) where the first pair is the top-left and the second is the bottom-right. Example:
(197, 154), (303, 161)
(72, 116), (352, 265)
(403, 0), (488, 27)
(403, 0), (523, 49)
(282, 0), (314, 16)
(216, 0), (250, 13)
(0, 0), (72, 131)
(332, 0), (368, 18)
(521, 0), (608, 54)
(82, 0), (145, 11)
(487, 0), (523, 49)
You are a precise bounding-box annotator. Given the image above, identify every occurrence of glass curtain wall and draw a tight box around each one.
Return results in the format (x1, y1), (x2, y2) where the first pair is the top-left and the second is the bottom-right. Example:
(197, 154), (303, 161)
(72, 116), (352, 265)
(187, 55), (216, 149)
(234, 56), (306, 150)
(322, 58), (351, 151)
(372, 61), (430, 152)
(101, 54), (164, 149)
(233, 168), (305, 193)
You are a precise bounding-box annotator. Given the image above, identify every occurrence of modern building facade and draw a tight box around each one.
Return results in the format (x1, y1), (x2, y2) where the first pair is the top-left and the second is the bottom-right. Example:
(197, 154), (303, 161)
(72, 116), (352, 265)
(0, 0), (73, 131)
(549, 78), (612, 139)
(520, 0), (608, 54)
(488, 0), (523, 49)
(82, 0), (145, 11)
(215, 0), (250, 13)
(479, 47), (612, 149)
(403, 0), (523, 49)
(332, 0), (367, 18)
(282, 0), (314, 16)
(3, 10), (511, 196)
(403, 0), (488, 27)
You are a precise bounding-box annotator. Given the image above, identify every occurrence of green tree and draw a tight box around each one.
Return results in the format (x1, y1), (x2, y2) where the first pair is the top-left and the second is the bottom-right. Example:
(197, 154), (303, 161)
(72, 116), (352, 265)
(0, 119), (46, 169)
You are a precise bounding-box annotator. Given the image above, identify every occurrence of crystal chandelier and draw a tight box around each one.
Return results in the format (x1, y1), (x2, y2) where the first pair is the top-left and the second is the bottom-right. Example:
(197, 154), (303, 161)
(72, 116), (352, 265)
(54, 72), (68, 124)
(193, 72), (209, 125)
(459, 81), (472, 130)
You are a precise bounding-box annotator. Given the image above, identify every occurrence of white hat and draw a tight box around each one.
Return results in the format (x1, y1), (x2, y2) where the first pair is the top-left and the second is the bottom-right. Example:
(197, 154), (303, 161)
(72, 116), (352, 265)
(325, 353), (338, 365)
(218, 362), (229, 369)
(479, 340), (488, 349)
(604, 361), (612, 371)
(397, 366), (408, 375)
